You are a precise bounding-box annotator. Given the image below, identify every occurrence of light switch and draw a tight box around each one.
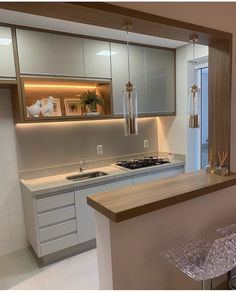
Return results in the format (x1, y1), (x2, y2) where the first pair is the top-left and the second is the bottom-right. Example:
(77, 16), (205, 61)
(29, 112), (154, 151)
(144, 140), (149, 149)
(97, 145), (103, 155)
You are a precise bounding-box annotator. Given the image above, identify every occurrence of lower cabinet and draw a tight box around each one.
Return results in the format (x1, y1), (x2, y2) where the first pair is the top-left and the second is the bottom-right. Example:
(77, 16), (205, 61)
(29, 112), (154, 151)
(75, 178), (133, 243)
(22, 167), (184, 258)
(22, 178), (133, 258)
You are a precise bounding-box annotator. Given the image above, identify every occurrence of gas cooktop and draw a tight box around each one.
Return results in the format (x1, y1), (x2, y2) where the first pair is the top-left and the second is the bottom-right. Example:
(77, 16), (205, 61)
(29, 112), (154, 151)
(116, 157), (170, 170)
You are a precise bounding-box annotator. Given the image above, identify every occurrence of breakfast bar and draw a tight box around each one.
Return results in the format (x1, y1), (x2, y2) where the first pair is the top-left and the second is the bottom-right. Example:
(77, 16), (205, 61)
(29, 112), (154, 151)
(88, 171), (236, 289)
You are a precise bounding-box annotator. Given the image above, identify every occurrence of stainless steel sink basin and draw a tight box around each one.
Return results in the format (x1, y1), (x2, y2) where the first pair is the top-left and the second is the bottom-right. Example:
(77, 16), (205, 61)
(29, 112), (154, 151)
(66, 171), (108, 181)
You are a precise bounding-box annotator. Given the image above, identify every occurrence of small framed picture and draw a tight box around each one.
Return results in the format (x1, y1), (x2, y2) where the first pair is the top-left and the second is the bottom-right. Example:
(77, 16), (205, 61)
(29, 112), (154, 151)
(64, 99), (82, 116)
(42, 98), (62, 116)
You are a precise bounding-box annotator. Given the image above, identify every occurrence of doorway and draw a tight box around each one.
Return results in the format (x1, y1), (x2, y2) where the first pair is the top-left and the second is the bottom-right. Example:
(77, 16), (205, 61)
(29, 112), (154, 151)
(196, 66), (209, 169)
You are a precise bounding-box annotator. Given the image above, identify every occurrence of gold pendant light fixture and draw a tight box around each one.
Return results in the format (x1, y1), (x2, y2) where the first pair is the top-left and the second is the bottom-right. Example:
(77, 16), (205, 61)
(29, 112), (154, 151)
(188, 35), (200, 129)
(122, 22), (138, 136)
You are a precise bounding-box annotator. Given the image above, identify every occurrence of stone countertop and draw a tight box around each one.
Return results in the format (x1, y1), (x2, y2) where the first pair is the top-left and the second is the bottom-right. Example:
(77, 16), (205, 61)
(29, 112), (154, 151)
(87, 171), (236, 223)
(20, 160), (185, 196)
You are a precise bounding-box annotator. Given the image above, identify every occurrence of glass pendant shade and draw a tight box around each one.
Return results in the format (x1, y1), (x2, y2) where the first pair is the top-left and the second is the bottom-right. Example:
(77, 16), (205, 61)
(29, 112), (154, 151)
(123, 81), (138, 135)
(188, 84), (200, 128)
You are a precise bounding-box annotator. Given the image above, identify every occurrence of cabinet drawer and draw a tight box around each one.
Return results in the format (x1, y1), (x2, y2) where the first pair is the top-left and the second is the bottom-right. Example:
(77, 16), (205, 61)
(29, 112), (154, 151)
(36, 192), (74, 213)
(41, 233), (78, 256)
(38, 206), (76, 227)
(39, 219), (77, 242)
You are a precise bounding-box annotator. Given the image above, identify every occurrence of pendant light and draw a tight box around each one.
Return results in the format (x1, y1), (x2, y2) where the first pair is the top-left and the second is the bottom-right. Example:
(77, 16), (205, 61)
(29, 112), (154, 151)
(122, 22), (138, 136)
(188, 36), (200, 128)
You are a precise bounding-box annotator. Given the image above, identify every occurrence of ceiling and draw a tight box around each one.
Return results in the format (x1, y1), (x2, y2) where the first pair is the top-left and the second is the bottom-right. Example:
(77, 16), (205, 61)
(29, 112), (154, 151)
(0, 9), (187, 48)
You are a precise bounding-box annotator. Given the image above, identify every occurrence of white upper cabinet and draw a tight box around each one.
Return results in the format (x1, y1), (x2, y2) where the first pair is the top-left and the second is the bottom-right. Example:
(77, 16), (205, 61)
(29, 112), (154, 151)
(145, 47), (175, 113)
(130, 45), (146, 114)
(17, 29), (54, 75)
(110, 43), (128, 114)
(111, 42), (175, 115)
(16, 29), (111, 79)
(83, 39), (111, 79)
(51, 34), (84, 77)
(111, 43), (146, 115)
(17, 29), (85, 77)
(0, 27), (16, 78)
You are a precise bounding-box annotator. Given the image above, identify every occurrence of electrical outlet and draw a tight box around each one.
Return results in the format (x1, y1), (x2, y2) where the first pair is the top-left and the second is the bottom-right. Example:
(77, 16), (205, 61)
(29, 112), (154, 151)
(144, 140), (149, 149)
(97, 145), (103, 155)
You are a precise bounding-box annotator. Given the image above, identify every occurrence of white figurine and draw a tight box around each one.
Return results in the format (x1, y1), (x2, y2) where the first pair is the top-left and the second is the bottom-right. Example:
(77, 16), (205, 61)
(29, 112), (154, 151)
(27, 100), (42, 117)
(41, 96), (54, 116)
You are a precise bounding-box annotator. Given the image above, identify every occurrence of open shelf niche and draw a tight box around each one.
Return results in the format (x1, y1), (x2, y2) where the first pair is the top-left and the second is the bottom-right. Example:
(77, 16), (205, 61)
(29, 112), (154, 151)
(20, 77), (112, 122)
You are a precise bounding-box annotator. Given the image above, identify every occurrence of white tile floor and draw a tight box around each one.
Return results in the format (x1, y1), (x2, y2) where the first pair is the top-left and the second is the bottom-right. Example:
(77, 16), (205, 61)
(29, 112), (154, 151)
(0, 248), (99, 290)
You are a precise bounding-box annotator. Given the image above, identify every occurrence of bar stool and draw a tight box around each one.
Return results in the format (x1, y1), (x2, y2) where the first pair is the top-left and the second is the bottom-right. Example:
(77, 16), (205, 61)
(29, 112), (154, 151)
(217, 223), (236, 237)
(162, 234), (236, 289)
(217, 223), (236, 289)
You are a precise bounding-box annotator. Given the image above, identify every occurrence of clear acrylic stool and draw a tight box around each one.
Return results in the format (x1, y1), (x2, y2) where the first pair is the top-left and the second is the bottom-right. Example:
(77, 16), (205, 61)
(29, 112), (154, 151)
(217, 223), (236, 289)
(162, 234), (236, 289)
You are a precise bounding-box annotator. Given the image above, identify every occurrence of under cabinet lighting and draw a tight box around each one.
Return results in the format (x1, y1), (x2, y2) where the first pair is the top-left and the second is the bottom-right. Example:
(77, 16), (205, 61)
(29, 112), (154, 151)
(0, 38), (12, 45)
(15, 117), (155, 127)
(24, 84), (97, 89)
(96, 50), (117, 56)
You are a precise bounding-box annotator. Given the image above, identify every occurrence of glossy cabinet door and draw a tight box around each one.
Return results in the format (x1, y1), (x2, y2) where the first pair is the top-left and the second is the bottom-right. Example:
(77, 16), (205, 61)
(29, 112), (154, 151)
(75, 178), (133, 244)
(51, 34), (84, 77)
(0, 27), (16, 78)
(110, 43), (128, 114)
(75, 185), (106, 244)
(130, 45), (146, 114)
(145, 47), (175, 114)
(111, 43), (146, 115)
(83, 39), (111, 78)
(16, 29), (53, 75)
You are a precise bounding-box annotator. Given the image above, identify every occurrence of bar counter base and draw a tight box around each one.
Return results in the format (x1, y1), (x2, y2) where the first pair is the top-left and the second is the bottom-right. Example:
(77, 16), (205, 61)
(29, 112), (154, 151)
(94, 185), (236, 289)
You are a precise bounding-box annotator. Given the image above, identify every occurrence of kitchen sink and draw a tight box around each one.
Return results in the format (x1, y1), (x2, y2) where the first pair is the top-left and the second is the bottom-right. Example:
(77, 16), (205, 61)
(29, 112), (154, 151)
(66, 171), (108, 181)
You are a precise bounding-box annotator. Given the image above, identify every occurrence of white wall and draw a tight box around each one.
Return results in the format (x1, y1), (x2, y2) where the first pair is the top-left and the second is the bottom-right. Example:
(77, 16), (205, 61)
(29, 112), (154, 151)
(157, 44), (208, 171)
(157, 45), (188, 156)
(0, 89), (27, 256)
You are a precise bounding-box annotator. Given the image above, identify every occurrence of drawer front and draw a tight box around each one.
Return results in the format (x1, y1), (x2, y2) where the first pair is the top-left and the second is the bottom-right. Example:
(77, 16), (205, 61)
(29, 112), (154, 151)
(133, 167), (184, 185)
(38, 206), (76, 227)
(41, 233), (78, 256)
(36, 191), (74, 213)
(39, 219), (77, 242)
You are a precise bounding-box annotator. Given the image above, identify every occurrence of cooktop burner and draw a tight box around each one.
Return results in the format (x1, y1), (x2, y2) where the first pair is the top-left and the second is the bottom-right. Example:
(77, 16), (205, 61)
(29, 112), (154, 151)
(116, 157), (170, 170)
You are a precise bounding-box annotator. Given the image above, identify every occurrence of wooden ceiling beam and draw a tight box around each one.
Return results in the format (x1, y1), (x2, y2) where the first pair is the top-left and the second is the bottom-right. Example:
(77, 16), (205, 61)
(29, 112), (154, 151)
(0, 2), (231, 45)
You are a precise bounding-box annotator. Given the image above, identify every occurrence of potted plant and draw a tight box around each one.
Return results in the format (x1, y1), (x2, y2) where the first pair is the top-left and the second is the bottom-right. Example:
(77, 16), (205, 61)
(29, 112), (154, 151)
(79, 90), (103, 113)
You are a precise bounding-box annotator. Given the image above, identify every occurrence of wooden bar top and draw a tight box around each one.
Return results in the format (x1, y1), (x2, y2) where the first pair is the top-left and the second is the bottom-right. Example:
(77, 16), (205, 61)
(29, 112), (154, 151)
(87, 171), (236, 223)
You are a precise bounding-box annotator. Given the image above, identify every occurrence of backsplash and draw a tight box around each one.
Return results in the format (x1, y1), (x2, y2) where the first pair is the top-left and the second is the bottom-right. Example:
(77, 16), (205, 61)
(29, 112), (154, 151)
(15, 118), (158, 172)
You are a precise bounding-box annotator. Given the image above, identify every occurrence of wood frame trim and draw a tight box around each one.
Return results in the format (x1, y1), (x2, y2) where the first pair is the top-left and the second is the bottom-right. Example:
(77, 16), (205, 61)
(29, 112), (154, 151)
(0, 2), (232, 169)
(0, 2), (231, 45)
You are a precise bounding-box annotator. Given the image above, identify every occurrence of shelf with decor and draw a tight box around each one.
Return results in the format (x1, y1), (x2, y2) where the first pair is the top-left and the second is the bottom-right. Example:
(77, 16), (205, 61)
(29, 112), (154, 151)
(16, 77), (112, 122)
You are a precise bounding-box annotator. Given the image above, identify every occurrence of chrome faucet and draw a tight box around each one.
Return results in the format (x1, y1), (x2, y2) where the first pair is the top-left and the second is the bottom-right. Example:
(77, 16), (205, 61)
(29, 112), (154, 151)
(79, 155), (86, 173)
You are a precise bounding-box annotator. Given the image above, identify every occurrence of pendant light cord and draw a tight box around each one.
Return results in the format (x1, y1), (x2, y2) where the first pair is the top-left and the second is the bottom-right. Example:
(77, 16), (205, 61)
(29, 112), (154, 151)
(126, 30), (131, 82)
(193, 38), (195, 61)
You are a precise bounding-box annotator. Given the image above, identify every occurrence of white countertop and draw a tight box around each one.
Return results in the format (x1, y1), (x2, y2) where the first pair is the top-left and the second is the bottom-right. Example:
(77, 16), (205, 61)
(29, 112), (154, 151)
(21, 161), (185, 196)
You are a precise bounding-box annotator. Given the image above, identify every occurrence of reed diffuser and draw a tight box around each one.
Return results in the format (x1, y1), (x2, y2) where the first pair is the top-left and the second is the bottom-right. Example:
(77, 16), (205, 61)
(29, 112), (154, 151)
(215, 150), (229, 176)
(205, 149), (215, 173)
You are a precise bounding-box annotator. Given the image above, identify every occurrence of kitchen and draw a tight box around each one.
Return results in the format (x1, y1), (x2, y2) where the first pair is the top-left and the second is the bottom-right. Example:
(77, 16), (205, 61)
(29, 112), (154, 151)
(0, 2), (235, 290)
